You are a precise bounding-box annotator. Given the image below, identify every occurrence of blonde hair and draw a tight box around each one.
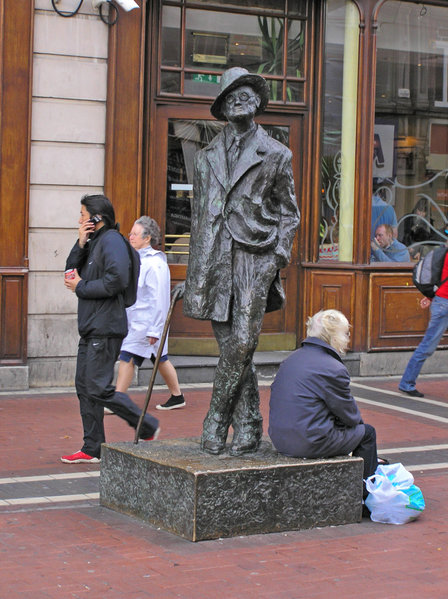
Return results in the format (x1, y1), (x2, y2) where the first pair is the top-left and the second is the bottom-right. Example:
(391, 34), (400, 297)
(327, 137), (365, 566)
(306, 309), (350, 355)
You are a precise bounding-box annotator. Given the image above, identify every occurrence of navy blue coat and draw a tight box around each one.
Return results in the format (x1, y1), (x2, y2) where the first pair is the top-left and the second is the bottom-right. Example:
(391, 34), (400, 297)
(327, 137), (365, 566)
(269, 337), (365, 458)
(66, 227), (129, 339)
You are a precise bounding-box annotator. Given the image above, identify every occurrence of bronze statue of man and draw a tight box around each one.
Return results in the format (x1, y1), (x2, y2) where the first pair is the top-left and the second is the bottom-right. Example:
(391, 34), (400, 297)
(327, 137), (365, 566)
(183, 67), (300, 456)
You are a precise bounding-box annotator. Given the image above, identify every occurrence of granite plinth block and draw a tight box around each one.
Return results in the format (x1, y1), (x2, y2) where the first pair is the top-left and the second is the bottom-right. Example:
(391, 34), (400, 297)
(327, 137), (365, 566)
(99, 438), (363, 542)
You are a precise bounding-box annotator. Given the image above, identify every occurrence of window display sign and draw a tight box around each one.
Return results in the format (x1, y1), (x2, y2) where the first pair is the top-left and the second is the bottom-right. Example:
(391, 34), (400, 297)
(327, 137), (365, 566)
(428, 120), (448, 171)
(373, 124), (395, 179)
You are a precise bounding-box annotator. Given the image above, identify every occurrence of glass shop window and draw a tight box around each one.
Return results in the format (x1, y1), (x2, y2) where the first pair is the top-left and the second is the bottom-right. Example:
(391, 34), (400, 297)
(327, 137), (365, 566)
(165, 119), (224, 263)
(160, 0), (307, 105)
(319, 0), (359, 262)
(372, 2), (448, 264)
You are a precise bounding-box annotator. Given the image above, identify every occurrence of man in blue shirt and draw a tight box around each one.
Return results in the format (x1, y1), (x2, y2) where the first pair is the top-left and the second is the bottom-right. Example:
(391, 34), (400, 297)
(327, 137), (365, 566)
(371, 224), (410, 262)
(371, 194), (398, 239)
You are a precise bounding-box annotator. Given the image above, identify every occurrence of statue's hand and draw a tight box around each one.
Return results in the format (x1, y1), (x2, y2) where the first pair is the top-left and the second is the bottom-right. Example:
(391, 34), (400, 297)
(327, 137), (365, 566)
(171, 281), (185, 301)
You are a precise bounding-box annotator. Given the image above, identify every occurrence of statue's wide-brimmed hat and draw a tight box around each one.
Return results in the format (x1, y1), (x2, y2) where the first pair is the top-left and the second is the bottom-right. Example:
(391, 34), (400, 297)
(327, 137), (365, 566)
(211, 67), (270, 121)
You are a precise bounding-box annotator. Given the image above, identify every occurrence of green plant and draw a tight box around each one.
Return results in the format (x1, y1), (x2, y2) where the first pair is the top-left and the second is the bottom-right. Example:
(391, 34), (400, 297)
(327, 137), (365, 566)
(257, 16), (304, 101)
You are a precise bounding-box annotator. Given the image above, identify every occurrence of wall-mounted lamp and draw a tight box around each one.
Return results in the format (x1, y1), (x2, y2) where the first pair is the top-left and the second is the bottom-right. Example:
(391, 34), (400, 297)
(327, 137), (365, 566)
(51, 0), (139, 26)
(92, 0), (138, 12)
(92, 0), (138, 25)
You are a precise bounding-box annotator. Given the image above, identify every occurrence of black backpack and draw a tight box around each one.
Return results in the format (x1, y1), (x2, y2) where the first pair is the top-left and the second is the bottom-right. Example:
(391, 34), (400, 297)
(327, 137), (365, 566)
(412, 246), (448, 298)
(88, 229), (140, 307)
(121, 235), (140, 307)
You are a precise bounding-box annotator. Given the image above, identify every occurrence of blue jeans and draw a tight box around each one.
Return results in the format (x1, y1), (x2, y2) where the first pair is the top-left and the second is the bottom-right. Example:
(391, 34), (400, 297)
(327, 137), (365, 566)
(399, 296), (448, 392)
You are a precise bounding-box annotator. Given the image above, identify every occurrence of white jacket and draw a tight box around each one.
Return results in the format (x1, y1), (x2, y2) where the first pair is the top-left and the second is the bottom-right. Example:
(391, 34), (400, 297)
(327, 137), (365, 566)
(120, 246), (170, 359)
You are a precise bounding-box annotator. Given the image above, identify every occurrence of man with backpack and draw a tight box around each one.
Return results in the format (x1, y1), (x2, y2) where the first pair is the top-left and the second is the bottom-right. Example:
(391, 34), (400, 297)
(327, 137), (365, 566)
(61, 194), (159, 463)
(399, 242), (448, 397)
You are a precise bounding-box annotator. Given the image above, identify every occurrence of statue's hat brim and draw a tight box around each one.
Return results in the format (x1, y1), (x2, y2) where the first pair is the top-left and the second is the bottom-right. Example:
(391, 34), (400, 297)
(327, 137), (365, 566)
(210, 68), (270, 121)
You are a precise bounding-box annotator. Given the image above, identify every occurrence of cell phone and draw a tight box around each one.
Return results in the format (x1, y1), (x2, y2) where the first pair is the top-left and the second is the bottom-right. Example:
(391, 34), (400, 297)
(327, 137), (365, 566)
(88, 215), (102, 224)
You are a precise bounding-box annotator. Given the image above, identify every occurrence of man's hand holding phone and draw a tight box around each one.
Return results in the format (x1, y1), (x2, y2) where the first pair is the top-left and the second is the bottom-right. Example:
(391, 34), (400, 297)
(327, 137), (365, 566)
(78, 219), (96, 248)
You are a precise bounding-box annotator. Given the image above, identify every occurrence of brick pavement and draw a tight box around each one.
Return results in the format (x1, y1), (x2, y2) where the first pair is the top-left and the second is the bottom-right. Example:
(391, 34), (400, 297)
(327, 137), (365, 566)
(1, 377), (448, 598)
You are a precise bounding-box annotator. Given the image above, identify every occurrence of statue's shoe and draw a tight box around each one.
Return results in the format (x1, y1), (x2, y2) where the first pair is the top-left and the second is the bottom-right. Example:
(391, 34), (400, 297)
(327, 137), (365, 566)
(229, 438), (260, 457)
(201, 437), (226, 455)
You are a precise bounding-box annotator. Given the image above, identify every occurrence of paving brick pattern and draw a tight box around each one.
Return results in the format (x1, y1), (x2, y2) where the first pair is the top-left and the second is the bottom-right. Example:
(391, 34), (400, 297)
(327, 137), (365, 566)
(1, 377), (447, 598)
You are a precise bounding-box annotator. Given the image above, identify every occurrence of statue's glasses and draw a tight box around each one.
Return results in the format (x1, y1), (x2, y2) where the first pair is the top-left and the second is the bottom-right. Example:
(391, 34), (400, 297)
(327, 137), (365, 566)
(224, 91), (256, 106)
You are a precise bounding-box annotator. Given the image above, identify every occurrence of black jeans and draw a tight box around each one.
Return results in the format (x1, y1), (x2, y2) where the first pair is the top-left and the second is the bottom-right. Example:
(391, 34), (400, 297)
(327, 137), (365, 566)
(75, 336), (159, 458)
(352, 423), (378, 499)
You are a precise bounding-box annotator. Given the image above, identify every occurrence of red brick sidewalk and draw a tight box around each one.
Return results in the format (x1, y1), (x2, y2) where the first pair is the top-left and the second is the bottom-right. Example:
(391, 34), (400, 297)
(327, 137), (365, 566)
(1, 378), (447, 598)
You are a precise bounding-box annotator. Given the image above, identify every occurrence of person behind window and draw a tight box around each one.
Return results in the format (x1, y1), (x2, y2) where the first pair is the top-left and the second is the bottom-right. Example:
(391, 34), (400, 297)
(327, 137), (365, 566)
(398, 198), (433, 247)
(371, 193), (398, 239)
(371, 224), (410, 262)
(269, 309), (386, 502)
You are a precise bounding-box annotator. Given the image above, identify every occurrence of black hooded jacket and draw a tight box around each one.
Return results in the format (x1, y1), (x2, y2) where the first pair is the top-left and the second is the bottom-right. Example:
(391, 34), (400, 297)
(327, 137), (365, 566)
(66, 226), (129, 339)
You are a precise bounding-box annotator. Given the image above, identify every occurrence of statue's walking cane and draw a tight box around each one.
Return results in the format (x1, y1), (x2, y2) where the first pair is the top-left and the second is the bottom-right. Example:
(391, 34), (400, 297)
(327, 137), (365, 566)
(134, 284), (184, 444)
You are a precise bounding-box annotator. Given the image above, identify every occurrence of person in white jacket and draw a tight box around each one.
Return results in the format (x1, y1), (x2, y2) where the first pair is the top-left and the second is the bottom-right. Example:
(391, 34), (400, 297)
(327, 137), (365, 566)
(114, 216), (185, 411)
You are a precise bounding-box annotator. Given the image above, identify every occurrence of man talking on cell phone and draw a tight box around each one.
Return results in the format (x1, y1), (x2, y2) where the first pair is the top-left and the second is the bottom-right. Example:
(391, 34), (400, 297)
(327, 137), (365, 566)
(61, 194), (159, 464)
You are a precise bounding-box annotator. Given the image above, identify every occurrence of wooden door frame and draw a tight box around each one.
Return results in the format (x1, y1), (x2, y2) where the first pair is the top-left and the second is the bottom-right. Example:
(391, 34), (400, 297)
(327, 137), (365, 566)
(104, 0), (147, 235)
(0, 0), (33, 364)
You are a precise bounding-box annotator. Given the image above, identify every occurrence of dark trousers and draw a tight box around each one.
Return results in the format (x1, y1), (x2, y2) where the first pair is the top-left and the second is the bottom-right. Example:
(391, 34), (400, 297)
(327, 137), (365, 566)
(75, 336), (159, 458)
(352, 423), (378, 499)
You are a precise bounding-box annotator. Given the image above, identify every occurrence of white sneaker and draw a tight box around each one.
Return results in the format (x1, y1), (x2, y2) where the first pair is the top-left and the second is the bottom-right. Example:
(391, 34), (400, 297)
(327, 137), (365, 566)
(156, 395), (186, 410)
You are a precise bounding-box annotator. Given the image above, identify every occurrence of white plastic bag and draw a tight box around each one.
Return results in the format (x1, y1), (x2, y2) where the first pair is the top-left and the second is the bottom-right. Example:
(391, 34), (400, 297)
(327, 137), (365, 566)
(365, 463), (425, 525)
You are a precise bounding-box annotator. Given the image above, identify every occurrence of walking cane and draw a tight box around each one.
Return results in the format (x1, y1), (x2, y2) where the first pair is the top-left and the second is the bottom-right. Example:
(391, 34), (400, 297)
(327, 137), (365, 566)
(134, 284), (184, 444)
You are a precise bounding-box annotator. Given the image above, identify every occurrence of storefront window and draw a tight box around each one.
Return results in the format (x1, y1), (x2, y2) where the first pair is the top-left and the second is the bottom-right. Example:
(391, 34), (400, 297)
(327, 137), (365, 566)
(188, 0), (306, 16)
(320, 0), (359, 262)
(372, 2), (448, 264)
(160, 0), (307, 104)
(161, 5), (181, 67)
(165, 119), (224, 263)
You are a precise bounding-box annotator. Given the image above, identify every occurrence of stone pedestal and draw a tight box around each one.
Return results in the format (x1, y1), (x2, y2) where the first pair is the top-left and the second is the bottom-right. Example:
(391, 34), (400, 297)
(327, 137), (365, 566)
(100, 438), (363, 542)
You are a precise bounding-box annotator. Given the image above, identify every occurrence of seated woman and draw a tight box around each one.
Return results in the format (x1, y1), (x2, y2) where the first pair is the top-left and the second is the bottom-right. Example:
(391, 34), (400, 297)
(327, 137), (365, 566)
(269, 309), (383, 500)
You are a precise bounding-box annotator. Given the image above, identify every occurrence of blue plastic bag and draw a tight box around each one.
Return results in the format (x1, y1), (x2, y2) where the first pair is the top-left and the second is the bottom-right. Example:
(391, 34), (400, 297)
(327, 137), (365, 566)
(365, 463), (425, 524)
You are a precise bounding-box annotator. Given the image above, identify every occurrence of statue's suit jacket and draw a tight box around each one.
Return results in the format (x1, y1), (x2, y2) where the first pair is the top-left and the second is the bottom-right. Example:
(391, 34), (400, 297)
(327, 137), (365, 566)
(184, 124), (300, 322)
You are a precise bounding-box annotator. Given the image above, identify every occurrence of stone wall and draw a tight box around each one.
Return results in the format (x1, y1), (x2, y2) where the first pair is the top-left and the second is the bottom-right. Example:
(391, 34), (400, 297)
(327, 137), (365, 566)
(28, 1), (108, 386)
